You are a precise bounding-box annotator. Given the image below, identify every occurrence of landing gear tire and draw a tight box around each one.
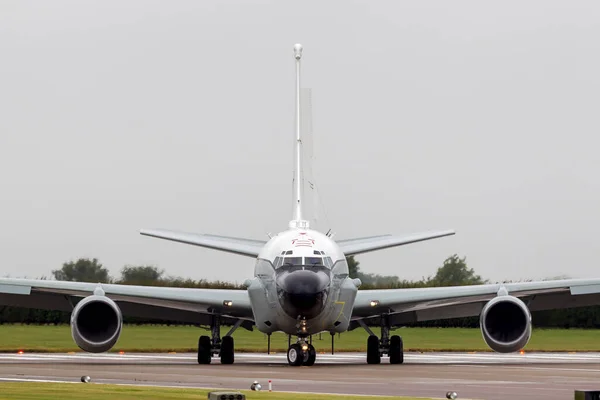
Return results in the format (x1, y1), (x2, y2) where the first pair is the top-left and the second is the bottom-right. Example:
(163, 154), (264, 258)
(198, 335), (211, 364)
(389, 335), (403, 364)
(302, 344), (316, 366)
(220, 335), (234, 364)
(287, 343), (304, 366)
(366, 334), (381, 365)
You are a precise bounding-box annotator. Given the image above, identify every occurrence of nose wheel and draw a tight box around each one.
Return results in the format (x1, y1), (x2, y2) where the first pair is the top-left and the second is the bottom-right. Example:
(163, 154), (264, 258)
(287, 342), (316, 366)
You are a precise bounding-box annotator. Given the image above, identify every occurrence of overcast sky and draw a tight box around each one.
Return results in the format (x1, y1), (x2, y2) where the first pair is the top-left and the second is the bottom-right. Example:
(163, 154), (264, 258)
(1, 0), (599, 284)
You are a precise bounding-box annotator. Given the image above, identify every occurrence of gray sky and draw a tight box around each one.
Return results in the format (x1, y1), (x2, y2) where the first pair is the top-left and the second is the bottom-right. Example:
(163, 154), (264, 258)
(1, 0), (599, 284)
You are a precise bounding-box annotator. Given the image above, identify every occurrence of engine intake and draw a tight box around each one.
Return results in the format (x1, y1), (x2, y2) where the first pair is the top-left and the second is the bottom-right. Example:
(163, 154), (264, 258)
(71, 295), (122, 353)
(480, 295), (531, 353)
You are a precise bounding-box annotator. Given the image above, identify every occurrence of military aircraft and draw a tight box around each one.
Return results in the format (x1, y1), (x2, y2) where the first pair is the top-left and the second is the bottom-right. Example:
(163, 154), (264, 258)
(3, 44), (600, 367)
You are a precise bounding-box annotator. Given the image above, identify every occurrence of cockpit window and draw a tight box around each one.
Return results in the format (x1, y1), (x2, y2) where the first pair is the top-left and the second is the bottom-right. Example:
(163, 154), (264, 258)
(275, 255), (333, 269)
(304, 257), (323, 266)
(282, 257), (303, 266)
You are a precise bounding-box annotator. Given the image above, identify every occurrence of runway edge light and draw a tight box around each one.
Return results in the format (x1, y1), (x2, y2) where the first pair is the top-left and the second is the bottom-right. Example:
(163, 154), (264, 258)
(574, 390), (600, 400)
(207, 391), (245, 400)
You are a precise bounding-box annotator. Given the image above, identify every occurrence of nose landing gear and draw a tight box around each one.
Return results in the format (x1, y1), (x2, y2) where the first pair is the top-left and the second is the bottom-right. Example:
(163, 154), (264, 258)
(287, 340), (316, 366)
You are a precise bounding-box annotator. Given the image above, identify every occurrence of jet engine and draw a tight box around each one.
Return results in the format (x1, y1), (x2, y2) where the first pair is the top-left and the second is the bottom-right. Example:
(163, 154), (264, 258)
(70, 295), (123, 353)
(480, 295), (531, 353)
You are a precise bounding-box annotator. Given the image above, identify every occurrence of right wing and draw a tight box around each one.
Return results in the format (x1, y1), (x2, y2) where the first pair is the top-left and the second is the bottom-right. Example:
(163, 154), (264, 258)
(0, 277), (254, 327)
(351, 278), (600, 326)
(140, 229), (266, 258)
(337, 230), (455, 256)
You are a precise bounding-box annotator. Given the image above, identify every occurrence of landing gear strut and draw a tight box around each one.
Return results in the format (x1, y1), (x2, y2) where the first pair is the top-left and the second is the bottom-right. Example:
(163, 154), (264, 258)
(361, 315), (404, 364)
(197, 316), (240, 365)
(287, 337), (316, 366)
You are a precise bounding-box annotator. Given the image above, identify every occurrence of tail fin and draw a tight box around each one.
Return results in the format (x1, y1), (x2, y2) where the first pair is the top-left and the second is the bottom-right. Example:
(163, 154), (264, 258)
(289, 44), (309, 230)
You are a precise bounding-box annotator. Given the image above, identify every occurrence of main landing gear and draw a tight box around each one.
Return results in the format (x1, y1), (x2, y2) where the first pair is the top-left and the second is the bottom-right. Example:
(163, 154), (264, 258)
(360, 314), (404, 364)
(197, 316), (242, 365)
(287, 337), (317, 366)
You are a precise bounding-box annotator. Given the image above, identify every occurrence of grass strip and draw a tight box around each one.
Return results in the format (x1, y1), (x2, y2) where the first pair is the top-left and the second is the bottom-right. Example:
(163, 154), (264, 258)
(1, 325), (599, 353)
(0, 382), (431, 400)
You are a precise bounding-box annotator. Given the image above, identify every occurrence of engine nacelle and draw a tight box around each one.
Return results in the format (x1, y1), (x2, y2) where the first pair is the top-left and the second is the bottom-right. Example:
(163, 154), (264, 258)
(480, 295), (531, 353)
(70, 295), (123, 353)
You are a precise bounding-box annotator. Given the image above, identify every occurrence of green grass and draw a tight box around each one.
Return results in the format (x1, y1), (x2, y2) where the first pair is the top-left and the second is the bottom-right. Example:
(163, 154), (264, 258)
(2, 324), (600, 353)
(0, 382), (427, 400)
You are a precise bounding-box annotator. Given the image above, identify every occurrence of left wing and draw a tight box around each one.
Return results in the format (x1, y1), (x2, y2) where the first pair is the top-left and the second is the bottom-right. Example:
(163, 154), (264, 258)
(352, 278), (600, 325)
(0, 277), (254, 326)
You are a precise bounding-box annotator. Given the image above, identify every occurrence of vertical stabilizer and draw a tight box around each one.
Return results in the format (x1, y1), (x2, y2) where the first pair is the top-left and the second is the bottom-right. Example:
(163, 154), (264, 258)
(301, 87), (318, 229)
(290, 44), (309, 230)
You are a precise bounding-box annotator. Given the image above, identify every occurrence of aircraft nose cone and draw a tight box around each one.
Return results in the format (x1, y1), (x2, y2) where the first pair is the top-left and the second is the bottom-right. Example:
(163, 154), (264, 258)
(278, 269), (330, 319)
(281, 269), (328, 294)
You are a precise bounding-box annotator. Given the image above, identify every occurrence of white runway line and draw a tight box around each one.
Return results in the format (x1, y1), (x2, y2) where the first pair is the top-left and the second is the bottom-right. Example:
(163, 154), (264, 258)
(0, 351), (600, 364)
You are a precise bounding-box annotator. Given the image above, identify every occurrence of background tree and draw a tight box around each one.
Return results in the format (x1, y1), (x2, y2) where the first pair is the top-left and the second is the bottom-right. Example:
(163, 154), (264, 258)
(118, 265), (164, 285)
(347, 255), (360, 278)
(52, 258), (111, 283)
(427, 254), (485, 287)
(346, 255), (401, 287)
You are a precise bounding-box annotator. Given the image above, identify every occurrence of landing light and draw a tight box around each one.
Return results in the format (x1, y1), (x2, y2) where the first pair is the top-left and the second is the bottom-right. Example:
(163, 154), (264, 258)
(370, 300), (379, 307)
(223, 300), (233, 307)
(301, 344), (308, 351)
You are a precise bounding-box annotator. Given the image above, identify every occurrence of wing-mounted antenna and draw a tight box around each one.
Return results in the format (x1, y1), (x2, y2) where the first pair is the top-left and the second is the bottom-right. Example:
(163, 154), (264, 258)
(289, 44), (310, 230)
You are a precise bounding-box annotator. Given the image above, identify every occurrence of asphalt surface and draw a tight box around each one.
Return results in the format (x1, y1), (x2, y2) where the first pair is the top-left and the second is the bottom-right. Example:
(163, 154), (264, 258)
(1, 352), (599, 399)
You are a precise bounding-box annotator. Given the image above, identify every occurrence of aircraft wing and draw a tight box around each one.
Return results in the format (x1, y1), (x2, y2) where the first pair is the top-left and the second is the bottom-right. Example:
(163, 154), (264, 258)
(0, 277), (254, 327)
(140, 229), (266, 258)
(351, 278), (600, 326)
(337, 230), (455, 256)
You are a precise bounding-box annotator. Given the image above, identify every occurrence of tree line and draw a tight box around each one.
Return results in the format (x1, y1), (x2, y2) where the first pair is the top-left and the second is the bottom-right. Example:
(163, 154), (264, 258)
(1, 256), (599, 328)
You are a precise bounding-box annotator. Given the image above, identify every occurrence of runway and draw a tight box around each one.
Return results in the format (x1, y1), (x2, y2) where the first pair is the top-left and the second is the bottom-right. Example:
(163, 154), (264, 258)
(1, 352), (599, 399)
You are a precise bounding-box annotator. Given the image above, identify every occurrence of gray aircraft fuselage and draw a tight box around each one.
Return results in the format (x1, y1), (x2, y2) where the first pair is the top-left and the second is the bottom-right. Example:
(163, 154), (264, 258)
(246, 228), (360, 337)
